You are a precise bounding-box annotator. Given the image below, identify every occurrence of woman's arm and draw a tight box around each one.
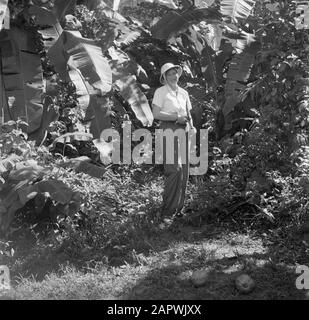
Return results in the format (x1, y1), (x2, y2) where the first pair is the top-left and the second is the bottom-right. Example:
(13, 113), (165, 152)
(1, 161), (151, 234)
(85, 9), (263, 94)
(152, 104), (181, 122)
(185, 94), (195, 129)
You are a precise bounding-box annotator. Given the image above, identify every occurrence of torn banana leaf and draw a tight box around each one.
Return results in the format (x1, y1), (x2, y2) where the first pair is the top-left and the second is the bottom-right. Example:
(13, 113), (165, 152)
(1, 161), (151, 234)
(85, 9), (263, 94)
(28, 5), (63, 51)
(65, 31), (112, 95)
(49, 30), (112, 95)
(108, 47), (153, 127)
(220, 0), (256, 22)
(114, 24), (142, 47)
(114, 75), (154, 127)
(48, 31), (112, 138)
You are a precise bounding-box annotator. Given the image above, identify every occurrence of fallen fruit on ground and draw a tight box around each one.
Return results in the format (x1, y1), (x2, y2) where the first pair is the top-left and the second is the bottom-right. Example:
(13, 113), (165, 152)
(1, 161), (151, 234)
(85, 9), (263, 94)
(191, 269), (210, 288)
(235, 274), (255, 294)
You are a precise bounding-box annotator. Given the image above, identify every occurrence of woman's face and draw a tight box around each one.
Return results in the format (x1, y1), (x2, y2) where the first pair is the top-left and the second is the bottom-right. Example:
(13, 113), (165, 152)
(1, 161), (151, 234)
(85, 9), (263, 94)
(164, 68), (179, 86)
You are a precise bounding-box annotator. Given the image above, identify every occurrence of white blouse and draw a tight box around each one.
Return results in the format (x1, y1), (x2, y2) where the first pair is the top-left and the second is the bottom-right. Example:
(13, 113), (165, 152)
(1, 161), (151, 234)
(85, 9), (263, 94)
(152, 84), (192, 117)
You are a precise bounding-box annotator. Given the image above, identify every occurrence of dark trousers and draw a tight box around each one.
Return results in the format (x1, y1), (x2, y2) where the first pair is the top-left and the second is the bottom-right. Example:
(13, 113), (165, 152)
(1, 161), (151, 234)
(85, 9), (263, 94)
(159, 121), (190, 215)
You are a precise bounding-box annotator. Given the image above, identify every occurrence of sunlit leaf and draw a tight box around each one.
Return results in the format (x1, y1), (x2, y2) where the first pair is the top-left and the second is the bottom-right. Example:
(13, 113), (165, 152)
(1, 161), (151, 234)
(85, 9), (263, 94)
(0, 0), (8, 31)
(220, 0), (256, 22)
(108, 47), (153, 127)
(48, 31), (113, 137)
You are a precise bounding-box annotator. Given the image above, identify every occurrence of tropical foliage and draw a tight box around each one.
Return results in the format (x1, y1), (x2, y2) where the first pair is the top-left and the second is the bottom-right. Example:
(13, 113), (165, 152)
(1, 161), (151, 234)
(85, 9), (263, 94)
(0, 0), (309, 236)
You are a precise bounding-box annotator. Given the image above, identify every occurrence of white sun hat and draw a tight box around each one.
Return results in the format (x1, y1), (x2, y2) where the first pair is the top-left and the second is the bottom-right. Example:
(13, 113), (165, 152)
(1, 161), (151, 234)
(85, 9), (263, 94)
(160, 62), (183, 85)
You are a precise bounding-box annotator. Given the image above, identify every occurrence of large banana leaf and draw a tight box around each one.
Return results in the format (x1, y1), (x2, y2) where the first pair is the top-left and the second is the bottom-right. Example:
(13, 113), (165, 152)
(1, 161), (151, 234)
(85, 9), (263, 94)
(48, 30), (112, 95)
(0, 28), (44, 133)
(48, 30), (113, 138)
(108, 47), (154, 127)
(27, 5), (63, 51)
(223, 41), (260, 129)
(114, 24), (142, 47)
(114, 75), (153, 126)
(68, 70), (111, 141)
(220, 0), (256, 22)
(47, 32), (69, 81)
(151, 7), (222, 40)
(0, 0), (8, 31)
(65, 31), (112, 95)
(0, 170), (80, 234)
(27, 5), (63, 52)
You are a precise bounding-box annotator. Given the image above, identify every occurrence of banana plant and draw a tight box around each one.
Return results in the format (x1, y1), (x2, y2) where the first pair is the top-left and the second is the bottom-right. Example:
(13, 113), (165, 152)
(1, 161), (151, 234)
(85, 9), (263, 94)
(151, 7), (222, 40)
(222, 40), (261, 130)
(0, 0), (260, 143)
(47, 29), (113, 138)
(108, 46), (154, 127)
(0, 0), (154, 144)
(0, 1), (72, 138)
(150, 0), (260, 135)
(0, 161), (80, 235)
(0, 26), (45, 133)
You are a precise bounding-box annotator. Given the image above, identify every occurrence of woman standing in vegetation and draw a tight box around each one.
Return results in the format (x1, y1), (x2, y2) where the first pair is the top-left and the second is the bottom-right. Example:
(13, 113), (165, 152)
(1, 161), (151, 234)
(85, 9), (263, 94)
(152, 62), (196, 219)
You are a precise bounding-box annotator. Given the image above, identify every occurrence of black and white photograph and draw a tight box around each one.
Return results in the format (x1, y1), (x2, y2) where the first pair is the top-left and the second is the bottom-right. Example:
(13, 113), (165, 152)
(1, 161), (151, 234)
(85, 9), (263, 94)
(0, 0), (309, 305)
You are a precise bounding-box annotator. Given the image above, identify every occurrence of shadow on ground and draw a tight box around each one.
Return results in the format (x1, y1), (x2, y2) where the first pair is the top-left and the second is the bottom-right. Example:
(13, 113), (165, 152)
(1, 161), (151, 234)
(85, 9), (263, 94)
(1, 212), (308, 300)
(120, 253), (307, 300)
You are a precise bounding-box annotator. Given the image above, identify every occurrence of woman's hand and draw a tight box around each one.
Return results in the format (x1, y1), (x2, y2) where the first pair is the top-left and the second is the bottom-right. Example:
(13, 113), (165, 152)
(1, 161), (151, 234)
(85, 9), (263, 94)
(176, 114), (188, 124)
(189, 126), (197, 134)
(152, 105), (180, 122)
